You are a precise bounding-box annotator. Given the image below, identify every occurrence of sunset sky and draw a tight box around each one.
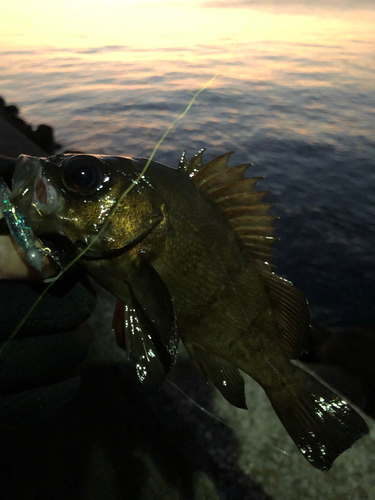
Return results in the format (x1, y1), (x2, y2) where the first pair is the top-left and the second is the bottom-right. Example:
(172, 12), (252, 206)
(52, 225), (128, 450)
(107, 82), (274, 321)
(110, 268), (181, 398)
(1, 0), (374, 50)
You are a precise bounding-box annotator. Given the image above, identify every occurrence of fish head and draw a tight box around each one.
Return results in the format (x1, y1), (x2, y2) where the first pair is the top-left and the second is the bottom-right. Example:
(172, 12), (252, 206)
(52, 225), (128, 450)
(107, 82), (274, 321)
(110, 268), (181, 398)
(9, 153), (180, 388)
(10, 153), (166, 257)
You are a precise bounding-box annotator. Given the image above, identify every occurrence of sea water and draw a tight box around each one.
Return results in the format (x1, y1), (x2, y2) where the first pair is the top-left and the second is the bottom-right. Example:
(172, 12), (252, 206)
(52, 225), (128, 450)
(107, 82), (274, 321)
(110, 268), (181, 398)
(0, 5), (374, 328)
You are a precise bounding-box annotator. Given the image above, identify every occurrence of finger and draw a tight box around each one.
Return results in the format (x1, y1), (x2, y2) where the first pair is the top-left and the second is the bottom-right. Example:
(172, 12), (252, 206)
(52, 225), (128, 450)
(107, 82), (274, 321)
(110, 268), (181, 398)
(0, 234), (58, 280)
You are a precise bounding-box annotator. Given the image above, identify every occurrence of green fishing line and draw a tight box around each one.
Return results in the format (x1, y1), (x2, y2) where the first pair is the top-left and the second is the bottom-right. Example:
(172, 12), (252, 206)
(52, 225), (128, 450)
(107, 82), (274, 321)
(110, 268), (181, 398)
(1, 15), (257, 349)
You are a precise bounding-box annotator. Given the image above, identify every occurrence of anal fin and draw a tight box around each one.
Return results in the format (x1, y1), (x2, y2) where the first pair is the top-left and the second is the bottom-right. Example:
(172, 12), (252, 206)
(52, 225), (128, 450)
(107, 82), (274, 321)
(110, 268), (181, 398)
(187, 343), (247, 409)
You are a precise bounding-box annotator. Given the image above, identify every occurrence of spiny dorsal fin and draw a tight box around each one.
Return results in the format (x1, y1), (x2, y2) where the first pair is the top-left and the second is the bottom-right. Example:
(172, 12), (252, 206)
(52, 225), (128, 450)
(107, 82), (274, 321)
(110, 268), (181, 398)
(256, 263), (311, 358)
(178, 150), (188, 170)
(208, 177), (263, 201)
(182, 150), (276, 264)
(199, 163), (251, 194)
(179, 148), (206, 177)
(192, 151), (235, 185)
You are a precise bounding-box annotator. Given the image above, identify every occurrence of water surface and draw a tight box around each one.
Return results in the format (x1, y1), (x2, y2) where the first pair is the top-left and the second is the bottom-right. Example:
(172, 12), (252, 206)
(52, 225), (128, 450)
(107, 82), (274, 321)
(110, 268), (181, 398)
(0, 4), (374, 327)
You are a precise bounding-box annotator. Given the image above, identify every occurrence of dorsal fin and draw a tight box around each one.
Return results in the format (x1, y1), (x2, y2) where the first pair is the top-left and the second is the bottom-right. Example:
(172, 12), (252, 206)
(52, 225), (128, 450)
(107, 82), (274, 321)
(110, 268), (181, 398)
(192, 151), (235, 185)
(178, 150), (188, 170)
(181, 150), (311, 358)
(184, 148), (206, 177)
(255, 264), (311, 358)
(182, 150), (276, 265)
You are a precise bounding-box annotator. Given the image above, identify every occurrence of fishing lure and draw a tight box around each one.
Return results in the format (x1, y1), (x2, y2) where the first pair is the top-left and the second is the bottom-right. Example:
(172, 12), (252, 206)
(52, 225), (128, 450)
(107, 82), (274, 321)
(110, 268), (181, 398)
(0, 175), (43, 272)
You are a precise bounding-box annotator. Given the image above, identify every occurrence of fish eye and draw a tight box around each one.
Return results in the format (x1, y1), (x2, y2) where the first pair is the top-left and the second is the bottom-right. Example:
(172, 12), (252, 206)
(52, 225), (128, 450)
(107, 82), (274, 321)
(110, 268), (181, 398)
(61, 155), (104, 195)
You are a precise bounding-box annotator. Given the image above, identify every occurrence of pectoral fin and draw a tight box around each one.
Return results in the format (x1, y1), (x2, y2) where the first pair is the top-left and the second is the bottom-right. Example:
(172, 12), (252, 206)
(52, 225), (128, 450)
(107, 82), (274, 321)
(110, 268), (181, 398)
(186, 343), (247, 409)
(112, 295), (168, 392)
(127, 260), (179, 365)
(112, 260), (179, 390)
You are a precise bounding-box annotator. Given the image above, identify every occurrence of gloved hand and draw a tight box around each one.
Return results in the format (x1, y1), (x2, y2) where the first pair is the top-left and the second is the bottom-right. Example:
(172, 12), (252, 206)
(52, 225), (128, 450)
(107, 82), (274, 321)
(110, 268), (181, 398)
(0, 157), (97, 429)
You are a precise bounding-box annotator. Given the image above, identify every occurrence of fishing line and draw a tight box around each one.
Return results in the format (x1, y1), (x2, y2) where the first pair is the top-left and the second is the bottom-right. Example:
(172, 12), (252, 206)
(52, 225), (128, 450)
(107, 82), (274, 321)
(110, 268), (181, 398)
(1, 7), (305, 472)
(165, 378), (231, 427)
(3, 11), (261, 348)
(168, 375), (291, 458)
(3, 12), (295, 464)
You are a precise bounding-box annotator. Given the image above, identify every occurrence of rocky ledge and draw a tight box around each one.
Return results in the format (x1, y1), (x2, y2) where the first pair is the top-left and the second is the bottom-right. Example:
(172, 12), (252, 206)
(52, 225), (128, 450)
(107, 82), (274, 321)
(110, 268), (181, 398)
(0, 96), (59, 156)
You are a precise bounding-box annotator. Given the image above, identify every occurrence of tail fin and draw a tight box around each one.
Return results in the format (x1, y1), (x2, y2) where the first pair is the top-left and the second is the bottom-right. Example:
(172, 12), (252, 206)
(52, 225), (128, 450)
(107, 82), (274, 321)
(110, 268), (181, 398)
(265, 366), (369, 471)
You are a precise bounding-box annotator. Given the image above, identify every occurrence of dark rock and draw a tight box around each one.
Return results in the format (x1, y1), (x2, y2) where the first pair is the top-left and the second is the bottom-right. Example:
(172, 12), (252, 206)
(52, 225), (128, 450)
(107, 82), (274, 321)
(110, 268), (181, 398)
(33, 124), (58, 154)
(301, 324), (375, 419)
(4, 104), (19, 117)
(0, 96), (60, 154)
(0, 116), (46, 157)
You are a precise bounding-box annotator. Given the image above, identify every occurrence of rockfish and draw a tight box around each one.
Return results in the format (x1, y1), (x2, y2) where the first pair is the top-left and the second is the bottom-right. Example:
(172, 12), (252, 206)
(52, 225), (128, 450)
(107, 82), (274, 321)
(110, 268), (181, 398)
(8, 151), (368, 470)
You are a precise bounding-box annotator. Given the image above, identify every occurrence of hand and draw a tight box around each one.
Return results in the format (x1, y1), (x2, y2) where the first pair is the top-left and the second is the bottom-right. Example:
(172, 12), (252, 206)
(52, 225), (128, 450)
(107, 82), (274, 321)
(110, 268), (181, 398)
(0, 216), (58, 280)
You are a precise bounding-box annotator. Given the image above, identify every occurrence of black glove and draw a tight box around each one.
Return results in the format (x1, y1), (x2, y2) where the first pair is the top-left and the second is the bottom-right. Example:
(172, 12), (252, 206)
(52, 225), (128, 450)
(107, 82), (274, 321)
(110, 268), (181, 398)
(0, 156), (97, 429)
(0, 272), (96, 428)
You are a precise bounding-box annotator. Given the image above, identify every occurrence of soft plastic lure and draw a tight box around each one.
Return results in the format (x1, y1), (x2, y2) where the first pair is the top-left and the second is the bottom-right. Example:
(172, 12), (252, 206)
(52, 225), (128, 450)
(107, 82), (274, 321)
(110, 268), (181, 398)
(0, 176), (43, 272)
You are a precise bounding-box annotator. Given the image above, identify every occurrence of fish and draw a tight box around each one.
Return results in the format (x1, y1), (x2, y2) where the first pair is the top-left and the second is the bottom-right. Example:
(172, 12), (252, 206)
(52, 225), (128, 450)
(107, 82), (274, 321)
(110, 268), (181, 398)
(9, 151), (369, 471)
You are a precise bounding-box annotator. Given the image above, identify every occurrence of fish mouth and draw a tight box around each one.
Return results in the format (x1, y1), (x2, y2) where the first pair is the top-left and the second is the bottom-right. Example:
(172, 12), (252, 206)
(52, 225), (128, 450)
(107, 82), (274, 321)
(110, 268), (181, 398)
(10, 155), (62, 216)
(75, 215), (162, 260)
(74, 240), (136, 260)
(32, 175), (61, 214)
